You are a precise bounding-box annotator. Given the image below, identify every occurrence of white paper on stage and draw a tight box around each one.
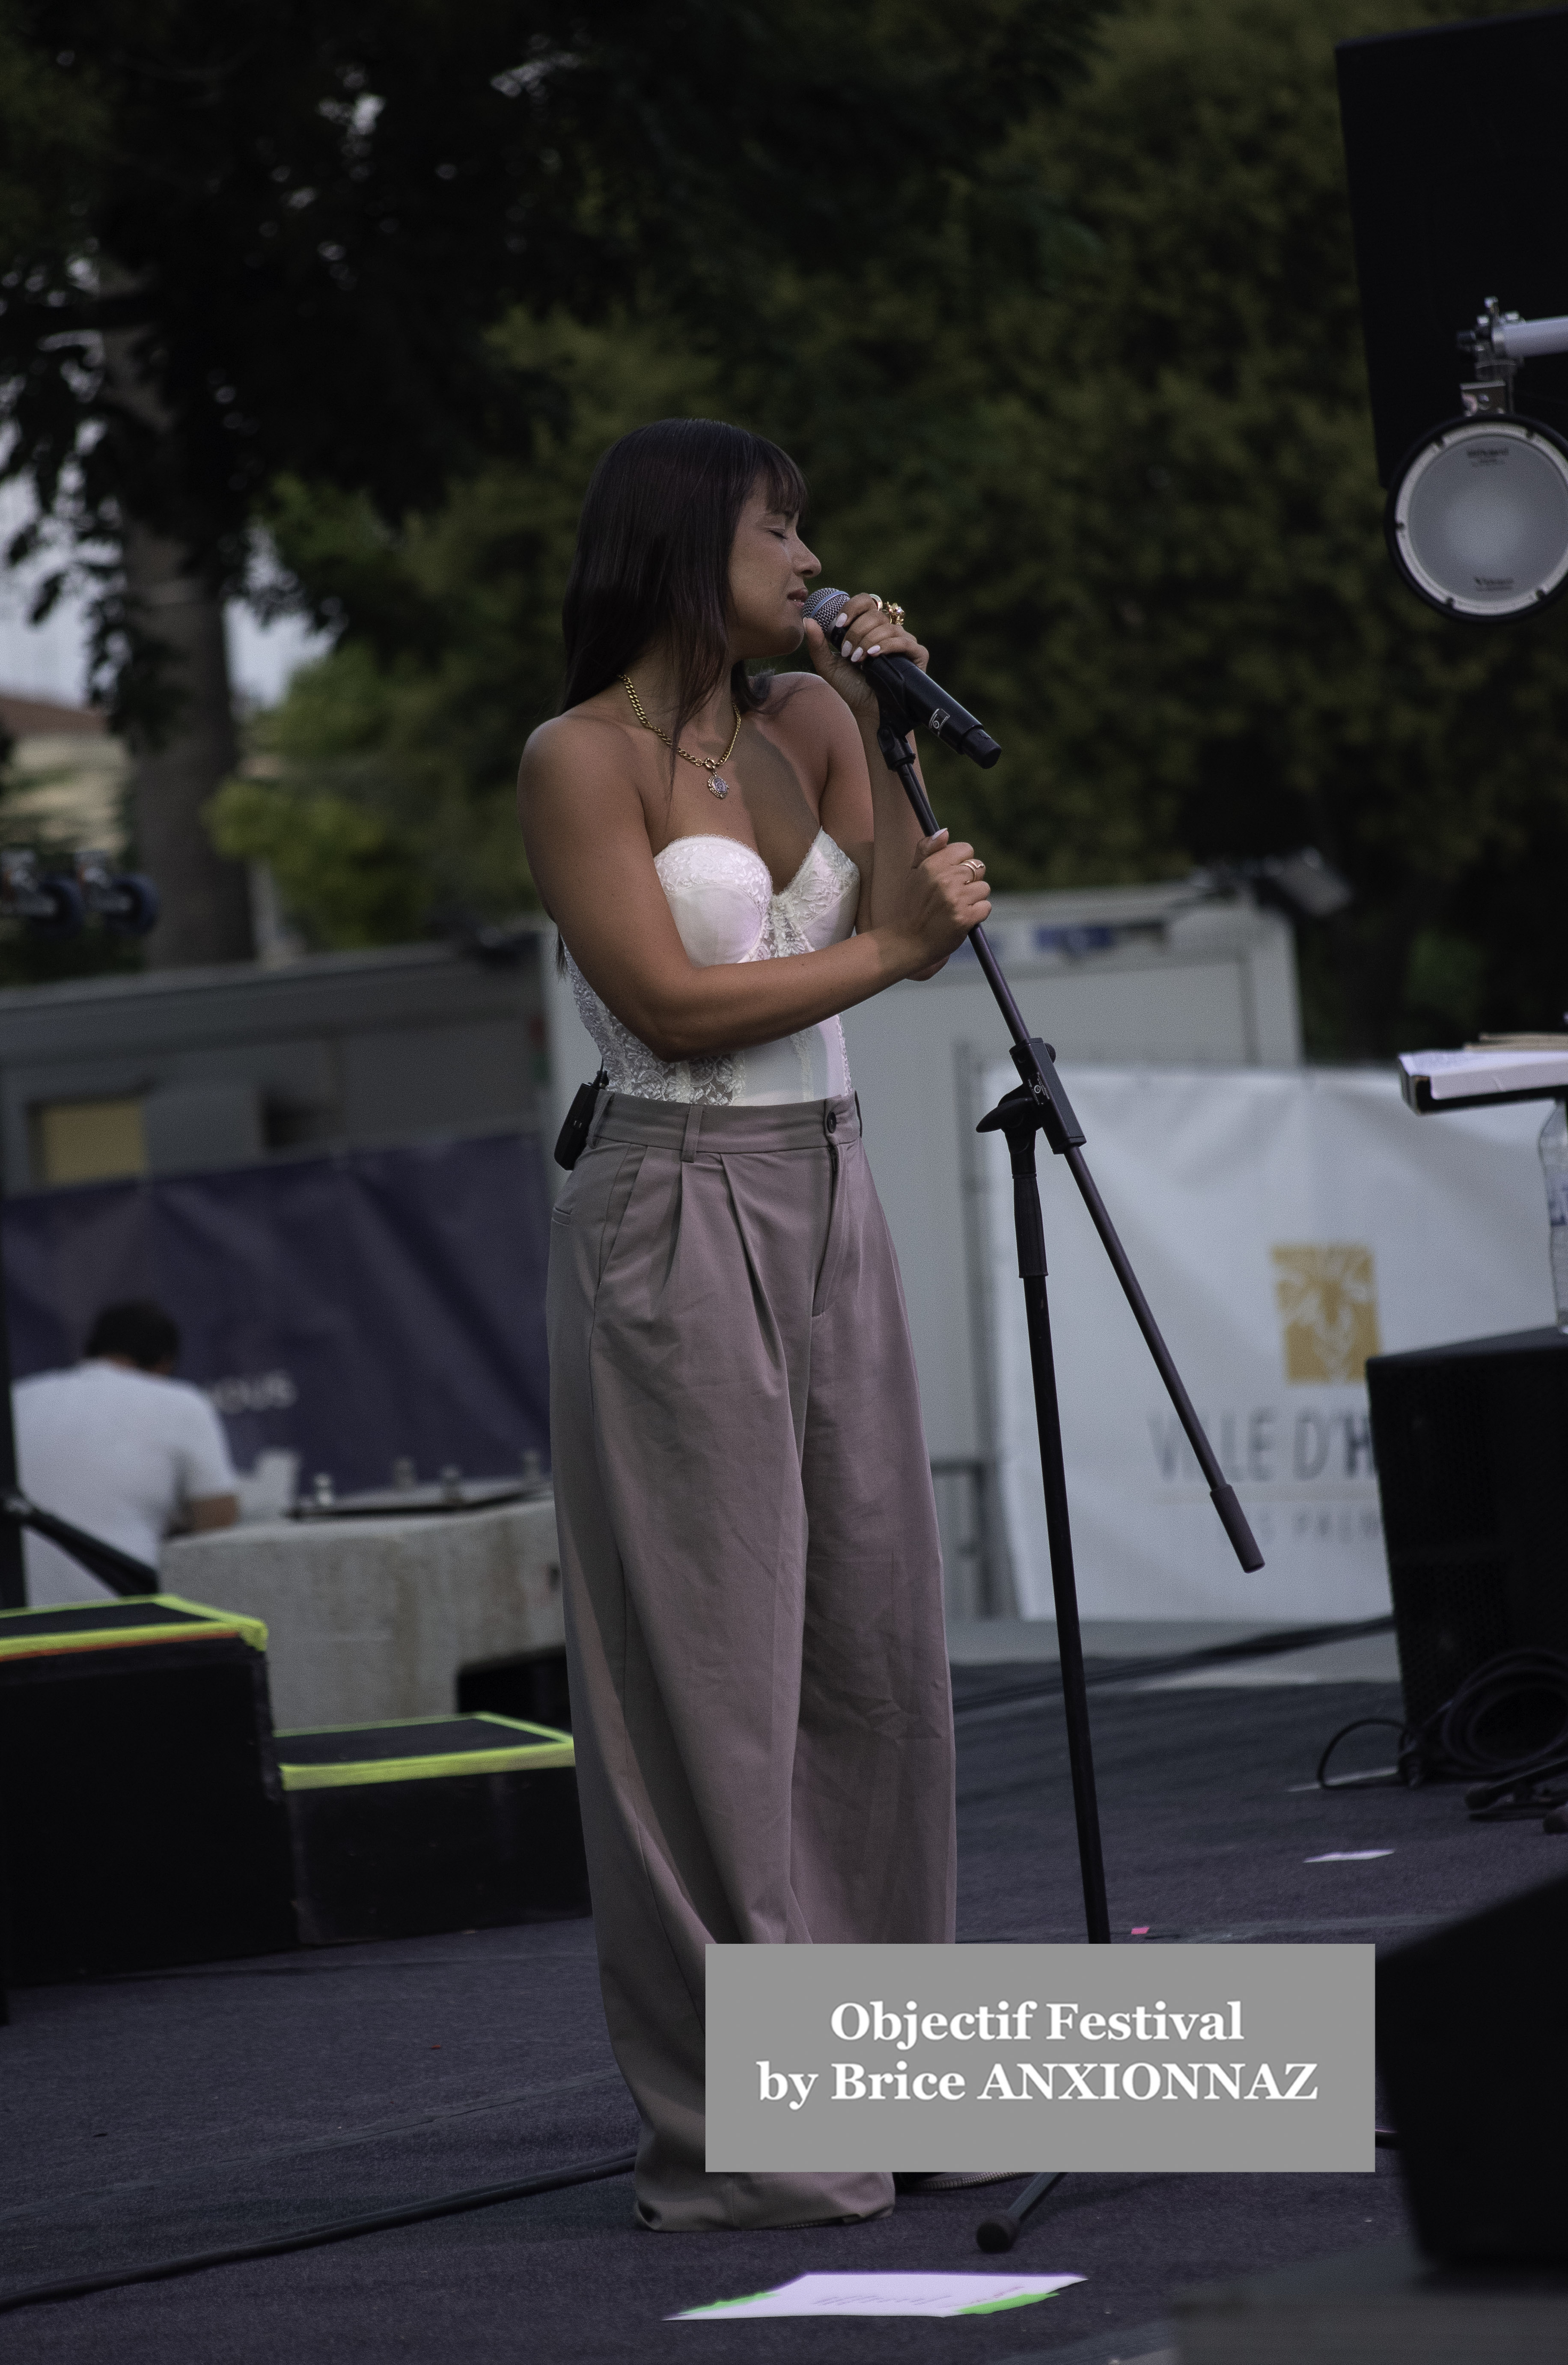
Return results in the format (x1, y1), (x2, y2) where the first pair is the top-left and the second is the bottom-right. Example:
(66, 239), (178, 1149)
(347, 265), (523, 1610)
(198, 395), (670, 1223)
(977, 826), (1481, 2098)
(980, 1064), (1554, 1622)
(672, 2271), (1083, 2319)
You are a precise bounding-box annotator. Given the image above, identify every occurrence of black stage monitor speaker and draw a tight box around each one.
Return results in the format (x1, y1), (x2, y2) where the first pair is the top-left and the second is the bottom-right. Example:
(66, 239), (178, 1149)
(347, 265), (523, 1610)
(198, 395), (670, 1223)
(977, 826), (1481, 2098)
(458, 1646), (572, 1732)
(278, 1713), (589, 1945)
(1379, 1870), (1568, 2264)
(1337, 10), (1568, 489)
(1366, 1327), (1568, 1728)
(0, 1596), (296, 1982)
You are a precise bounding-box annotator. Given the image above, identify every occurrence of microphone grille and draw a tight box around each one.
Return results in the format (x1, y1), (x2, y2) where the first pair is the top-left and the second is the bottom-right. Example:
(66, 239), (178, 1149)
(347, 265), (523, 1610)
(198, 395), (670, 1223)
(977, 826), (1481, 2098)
(803, 586), (848, 631)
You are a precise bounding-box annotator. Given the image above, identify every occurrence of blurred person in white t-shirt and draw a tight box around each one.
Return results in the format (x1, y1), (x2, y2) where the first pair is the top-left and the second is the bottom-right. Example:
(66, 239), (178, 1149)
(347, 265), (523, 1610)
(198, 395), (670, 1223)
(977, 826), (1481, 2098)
(14, 1299), (239, 1607)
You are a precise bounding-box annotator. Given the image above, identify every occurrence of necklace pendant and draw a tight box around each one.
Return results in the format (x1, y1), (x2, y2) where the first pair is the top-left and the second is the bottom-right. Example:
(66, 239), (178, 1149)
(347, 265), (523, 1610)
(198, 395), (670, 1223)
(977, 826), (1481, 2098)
(708, 774), (729, 800)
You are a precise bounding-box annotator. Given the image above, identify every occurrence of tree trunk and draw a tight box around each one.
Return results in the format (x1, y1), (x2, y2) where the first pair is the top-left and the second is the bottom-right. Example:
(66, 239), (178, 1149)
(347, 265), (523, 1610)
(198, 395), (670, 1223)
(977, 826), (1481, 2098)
(121, 517), (254, 968)
(99, 268), (254, 970)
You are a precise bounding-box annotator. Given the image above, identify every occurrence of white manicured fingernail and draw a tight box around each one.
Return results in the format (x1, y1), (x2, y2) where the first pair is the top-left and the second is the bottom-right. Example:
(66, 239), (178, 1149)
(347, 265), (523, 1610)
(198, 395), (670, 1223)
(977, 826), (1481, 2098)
(850, 648), (863, 663)
(867, 645), (882, 656)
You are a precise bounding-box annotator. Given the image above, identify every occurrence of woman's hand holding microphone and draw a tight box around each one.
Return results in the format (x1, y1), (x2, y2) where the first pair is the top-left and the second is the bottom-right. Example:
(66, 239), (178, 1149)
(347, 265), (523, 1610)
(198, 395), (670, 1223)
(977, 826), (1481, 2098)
(894, 827), (990, 979)
(801, 589), (929, 723)
(803, 590), (990, 977)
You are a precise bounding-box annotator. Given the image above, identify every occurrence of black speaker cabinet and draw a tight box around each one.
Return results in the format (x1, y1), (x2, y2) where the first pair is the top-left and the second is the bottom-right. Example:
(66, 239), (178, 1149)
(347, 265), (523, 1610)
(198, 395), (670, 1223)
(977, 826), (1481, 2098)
(1366, 1327), (1568, 1728)
(0, 1596), (296, 1982)
(1379, 1871), (1568, 2265)
(1337, 11), (1568, 487)
(279, 1713), (589, 1945)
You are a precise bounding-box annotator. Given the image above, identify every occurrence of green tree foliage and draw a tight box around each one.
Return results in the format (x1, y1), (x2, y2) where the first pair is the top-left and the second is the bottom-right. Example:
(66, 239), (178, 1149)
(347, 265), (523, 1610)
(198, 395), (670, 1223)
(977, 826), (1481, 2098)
(211, 318), (718, 942)
(0, 0), (1091, 724)
(221, 0), (1568, 1053)
(910, 0), (1568, 1056)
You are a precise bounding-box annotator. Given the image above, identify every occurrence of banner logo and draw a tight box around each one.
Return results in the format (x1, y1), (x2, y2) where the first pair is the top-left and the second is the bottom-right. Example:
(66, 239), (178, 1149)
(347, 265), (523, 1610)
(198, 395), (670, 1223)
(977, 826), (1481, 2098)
(1270, 1244), (1381, 1384)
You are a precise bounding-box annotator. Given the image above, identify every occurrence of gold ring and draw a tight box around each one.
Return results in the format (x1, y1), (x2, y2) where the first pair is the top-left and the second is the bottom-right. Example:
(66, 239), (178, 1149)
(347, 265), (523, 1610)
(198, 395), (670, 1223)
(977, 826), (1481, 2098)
(965, 859), (985, 879)
(885, 602), (906, 628)
(861, 593), (887, 613)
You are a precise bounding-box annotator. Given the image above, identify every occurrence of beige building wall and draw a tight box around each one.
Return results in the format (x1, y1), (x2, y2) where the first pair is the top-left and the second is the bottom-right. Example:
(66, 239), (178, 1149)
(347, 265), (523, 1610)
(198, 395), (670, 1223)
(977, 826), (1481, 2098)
(0, 691), (129, 855)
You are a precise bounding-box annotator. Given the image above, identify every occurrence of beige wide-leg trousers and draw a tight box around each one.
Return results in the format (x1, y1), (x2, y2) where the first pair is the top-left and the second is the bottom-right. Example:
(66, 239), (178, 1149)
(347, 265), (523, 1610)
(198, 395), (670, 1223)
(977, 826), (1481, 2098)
(547, 1089), (957, 2231)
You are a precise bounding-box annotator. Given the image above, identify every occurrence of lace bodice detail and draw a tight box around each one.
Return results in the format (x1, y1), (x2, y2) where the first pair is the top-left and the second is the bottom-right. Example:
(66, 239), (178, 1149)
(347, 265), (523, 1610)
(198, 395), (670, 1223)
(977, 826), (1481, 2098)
(567, 829), (861, 1106)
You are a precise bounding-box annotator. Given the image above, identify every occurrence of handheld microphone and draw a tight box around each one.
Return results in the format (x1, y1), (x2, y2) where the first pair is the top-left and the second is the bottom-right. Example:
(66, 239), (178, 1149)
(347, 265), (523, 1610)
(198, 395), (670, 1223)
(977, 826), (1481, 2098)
(802, 586), (1001, 769)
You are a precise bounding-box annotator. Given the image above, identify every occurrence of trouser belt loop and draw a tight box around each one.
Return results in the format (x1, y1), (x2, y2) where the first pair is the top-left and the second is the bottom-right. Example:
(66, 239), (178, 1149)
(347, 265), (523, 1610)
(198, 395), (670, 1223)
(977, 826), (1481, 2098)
(586, 1089), (613, 1151)
(854, 1090), (863, 1138)
(681, 1104), (704, 1163)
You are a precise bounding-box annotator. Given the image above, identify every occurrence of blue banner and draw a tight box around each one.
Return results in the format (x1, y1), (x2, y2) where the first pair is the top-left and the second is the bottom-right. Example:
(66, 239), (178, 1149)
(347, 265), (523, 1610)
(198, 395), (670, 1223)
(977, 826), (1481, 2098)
(1, 1132), (551, 1492)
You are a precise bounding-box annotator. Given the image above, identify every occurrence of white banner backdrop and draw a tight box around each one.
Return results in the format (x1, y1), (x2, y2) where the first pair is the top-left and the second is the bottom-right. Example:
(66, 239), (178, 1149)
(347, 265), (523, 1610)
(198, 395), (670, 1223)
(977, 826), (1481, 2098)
(982, 1065), (1556, 1623)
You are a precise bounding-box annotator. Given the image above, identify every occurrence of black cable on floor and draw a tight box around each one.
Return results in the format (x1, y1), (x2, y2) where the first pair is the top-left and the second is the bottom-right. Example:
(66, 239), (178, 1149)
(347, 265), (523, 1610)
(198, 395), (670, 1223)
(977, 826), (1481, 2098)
(0, 2068), (628, 2235)
(1315, 1715), (1414, 1791)
(952, 1613), (1396, 1720)
(0, 2148), (637, 2317)
(1437, 1649), (1568, 1782)
(1316, 1648), (1568, 1807)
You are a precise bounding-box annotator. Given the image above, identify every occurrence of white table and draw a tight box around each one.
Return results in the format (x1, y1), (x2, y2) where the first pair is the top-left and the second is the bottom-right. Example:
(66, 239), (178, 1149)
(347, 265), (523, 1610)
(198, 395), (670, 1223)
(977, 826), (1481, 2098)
(161, 1495), (564, 1730)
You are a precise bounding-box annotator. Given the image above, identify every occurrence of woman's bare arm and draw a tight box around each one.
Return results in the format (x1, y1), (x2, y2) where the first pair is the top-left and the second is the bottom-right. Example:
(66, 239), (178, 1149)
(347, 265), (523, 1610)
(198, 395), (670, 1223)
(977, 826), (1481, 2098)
(803, 604), (946, 933)
(518, 711), (989, 1064)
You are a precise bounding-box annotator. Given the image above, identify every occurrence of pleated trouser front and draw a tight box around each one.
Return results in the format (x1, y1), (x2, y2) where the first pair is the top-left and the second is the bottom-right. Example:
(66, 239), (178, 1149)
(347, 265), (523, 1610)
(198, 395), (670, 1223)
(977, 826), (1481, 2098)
(546, 1089), (957, 2230)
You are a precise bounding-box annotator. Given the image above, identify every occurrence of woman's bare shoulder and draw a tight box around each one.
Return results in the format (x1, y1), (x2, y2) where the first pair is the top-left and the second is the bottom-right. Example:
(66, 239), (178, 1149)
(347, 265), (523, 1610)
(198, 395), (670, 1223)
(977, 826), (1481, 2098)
(518, 708), (637, 809)
(521, 706), (625, 770)
(757, 667), (836, 714)
(756, 668), (857, 747)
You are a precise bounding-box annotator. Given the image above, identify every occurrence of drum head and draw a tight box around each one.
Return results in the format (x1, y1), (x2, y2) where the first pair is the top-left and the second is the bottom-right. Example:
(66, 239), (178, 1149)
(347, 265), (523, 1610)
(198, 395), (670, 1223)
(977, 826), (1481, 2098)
(1388, 416), (1568, 619)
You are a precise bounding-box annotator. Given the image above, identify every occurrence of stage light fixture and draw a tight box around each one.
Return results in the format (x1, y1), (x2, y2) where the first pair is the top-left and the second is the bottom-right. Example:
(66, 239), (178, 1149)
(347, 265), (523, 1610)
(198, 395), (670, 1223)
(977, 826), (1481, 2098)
(1190, 848), (1353, 922)
(1387, 299), (1568, 622)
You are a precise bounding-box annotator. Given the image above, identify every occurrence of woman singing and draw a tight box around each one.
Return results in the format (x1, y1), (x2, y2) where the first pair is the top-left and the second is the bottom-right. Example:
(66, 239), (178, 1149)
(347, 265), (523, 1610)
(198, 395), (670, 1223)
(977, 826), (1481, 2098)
(518, 417), (991, 2232)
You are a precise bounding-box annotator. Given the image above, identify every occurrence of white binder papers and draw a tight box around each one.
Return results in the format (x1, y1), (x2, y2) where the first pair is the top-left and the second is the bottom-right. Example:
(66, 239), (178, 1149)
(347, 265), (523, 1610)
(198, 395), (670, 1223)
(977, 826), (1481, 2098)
(1398, 1036), (1568, 1113)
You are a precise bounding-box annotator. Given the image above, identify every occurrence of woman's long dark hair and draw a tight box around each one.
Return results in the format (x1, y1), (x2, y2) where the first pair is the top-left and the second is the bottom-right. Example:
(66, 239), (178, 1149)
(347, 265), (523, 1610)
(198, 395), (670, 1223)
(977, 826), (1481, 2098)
(559, 418), (808, 765)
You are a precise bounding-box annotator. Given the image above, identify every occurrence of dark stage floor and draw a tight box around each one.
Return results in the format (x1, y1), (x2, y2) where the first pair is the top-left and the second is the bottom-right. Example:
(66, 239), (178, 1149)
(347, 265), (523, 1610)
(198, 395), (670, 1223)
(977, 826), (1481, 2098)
(3, 1671), (1562, 2363)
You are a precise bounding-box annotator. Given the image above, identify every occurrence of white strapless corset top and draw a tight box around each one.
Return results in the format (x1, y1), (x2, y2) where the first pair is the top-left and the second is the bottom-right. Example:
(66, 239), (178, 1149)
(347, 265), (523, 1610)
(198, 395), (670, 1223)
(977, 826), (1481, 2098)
(567, 828), (861, 1106)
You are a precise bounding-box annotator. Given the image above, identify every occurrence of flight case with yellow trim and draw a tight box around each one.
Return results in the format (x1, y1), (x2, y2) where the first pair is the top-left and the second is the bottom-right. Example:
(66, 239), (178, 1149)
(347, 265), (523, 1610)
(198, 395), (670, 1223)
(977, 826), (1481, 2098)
(277, 1713), (589, 1945)
(0, 1596), (296, 1982)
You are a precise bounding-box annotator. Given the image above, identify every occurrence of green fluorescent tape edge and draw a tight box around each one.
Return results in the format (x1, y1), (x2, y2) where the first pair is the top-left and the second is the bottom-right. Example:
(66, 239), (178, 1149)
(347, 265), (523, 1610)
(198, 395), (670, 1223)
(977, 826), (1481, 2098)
(274, 1712), (568, 1741)
(280, 1740), (575, 1790)
(158, 1594), (269, 1652)
(0, 1592), (269, 1658)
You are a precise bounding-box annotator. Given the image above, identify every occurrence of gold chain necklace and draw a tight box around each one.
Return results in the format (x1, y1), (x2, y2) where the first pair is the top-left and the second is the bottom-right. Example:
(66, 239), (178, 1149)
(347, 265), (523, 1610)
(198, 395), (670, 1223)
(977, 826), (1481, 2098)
(621, 673), (744, 800)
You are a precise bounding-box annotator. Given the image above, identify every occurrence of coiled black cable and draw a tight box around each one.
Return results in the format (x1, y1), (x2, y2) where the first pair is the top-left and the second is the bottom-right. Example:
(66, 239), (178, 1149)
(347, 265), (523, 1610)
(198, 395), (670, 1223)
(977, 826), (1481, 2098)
(1432, 1648), (1568, 1779)
(1316, 1648), (1568, 1812)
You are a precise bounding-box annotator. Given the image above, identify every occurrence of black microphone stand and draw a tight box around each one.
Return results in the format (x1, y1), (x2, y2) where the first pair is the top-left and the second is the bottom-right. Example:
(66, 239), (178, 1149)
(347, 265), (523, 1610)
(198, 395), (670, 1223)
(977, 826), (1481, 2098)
(868, 706), (1264, 2251)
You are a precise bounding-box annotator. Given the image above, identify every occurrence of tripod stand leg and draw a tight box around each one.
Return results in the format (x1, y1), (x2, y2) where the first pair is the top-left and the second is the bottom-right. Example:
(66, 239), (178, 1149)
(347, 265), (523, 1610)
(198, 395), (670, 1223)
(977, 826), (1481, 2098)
(1005, 1122), (1111, 1945)
(976, 2170), (1066, 2253)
